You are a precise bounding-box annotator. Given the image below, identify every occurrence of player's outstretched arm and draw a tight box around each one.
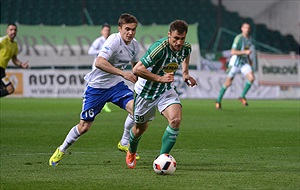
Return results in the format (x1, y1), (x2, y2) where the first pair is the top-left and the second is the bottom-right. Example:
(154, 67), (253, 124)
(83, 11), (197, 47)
(133, 61), (174, 83)
(231, 48), (251, 56)
(95, 56), (123, 75)
(95, 56), (137, 83)
(12, 55), (29, 68)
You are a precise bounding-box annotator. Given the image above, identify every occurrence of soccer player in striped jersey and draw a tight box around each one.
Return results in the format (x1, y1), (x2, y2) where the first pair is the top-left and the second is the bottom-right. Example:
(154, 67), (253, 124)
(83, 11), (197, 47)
(125, 20), (197, 169)
(0, 23), (29, 97)
(49, 13), (140, 166)
(215, 22), (255, 109)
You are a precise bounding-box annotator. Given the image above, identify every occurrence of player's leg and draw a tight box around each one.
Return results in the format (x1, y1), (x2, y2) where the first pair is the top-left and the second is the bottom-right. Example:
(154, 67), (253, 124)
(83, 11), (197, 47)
(126, 93), (156, 168)
(49, 120), (93, 166)
(110, 83), (134, 147)
(60, 120), (93, 152)
(159, 89), (182, 154)
(216, 77), (233, 108)
(216, 66), (238, 109)
(49, 86), (106, 166)
(239, 64), (255, 106)
(119, 100), (134, 149)
(118, 114), (134, 151)
(118, 113), (141, 160)
(109, 82), (140, 159)
(128, 93), (156, 148)
(126, 122), (148, 168)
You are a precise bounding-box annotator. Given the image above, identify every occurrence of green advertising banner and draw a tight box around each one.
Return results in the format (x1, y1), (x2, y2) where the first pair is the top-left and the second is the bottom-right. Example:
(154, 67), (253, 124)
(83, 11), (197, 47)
(0, 24), (200, 67)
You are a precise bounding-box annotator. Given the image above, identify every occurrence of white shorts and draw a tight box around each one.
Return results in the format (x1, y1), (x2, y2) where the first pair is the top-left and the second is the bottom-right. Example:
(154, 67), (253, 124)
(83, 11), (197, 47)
(134, 89), (181, 124)
(227, 63), (252, 78)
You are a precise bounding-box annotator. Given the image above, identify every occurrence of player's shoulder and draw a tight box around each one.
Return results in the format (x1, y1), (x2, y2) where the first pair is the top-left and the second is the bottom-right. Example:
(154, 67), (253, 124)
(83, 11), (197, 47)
(183, 41), (191, 49)
(232, 33), (243, 45)
(146, 38), (168, 58)
(157, 37), (168, 45)
(103, 33), (122, 48)
(150, 37), (169, 50)
(0, 35), (9, 43)
(234, 33), (243, 40)
(106, 33), (119, 41)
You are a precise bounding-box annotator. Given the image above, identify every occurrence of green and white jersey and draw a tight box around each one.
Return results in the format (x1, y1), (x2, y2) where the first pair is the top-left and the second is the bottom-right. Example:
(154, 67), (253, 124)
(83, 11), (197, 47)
(134, 37), (191, 100)
(229, 33), (253, 67)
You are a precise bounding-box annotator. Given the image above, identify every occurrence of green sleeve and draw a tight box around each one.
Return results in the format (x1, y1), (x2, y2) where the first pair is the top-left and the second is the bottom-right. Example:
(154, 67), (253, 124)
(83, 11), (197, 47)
(140, 40), (165, 68)
(231, 34), (242, 50)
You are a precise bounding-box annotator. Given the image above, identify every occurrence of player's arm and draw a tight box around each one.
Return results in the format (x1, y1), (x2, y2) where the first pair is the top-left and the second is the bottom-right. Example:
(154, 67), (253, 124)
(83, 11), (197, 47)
(95, 56), (137, 83)
(130, 61), (138, 81)
(133, 61), (174, 83)
(231, 48), (251, 56)
(131, 61), (138, 68)
(181, 55), (197, 87)
(11, 55), (29, 68)
(230, 36), (251, 56)
(88, 38), (102, 55)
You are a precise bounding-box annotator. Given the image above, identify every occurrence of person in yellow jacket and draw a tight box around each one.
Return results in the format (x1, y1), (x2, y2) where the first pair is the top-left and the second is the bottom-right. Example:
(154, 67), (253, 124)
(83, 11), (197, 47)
(0, 23), (29, 97)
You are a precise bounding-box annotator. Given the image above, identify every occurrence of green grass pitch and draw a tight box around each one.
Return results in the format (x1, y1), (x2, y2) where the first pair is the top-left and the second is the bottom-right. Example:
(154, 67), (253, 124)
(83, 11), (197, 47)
(0, 98), (299, 189)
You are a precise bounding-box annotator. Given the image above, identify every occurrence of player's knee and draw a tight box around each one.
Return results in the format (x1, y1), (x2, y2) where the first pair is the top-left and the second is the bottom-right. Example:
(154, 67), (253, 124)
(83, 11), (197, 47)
(77, 121), (92, 134)
(250, 76), (255, 83)
(136, 128), (146, 136)
(224, 80), (232, 87)
(169, 117), (181, 128)
(135, 124), (147, 136)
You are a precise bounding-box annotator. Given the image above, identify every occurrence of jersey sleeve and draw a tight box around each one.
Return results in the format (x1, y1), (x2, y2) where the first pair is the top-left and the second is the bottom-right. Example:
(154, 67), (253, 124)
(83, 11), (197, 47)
(231, 35), (242, 50)
(140, 41), (164, 68)
(88, 38), (102, 55)
(98, 35), (117, 60)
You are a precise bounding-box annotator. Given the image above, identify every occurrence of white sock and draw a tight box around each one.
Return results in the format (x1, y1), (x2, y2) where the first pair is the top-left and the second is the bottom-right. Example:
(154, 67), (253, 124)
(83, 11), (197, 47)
(59, 125), (81, 152)
(120, 114), (134, 146)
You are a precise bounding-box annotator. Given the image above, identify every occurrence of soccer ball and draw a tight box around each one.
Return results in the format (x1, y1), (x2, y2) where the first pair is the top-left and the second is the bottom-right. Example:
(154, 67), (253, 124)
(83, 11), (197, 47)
(153, 153), (176, 175)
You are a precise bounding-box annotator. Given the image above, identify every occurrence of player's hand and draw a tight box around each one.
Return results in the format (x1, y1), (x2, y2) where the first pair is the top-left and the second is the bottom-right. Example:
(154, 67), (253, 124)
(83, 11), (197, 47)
(122, 71), (137, 83)
(184, 75), (197, 87)
(21, 60), (29, 69)
(244, 50), (252, 55)
(158, 73), (174, 83)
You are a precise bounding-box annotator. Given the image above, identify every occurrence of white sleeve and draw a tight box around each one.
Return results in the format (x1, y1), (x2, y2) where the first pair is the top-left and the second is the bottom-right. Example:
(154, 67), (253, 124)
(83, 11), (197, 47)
(88, 38), (102, 55)
(98, 35), (117, 60)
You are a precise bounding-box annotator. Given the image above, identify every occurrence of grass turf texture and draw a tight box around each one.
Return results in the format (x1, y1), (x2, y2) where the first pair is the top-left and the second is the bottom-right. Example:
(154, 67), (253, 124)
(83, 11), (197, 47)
(0, 98), (299, 189)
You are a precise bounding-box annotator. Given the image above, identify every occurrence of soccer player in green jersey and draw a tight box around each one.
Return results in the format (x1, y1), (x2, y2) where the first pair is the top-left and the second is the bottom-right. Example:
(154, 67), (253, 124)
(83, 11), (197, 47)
(125, 20), (197, 169)
(215, 22), (255, 109)
(0, 24), (29, 97)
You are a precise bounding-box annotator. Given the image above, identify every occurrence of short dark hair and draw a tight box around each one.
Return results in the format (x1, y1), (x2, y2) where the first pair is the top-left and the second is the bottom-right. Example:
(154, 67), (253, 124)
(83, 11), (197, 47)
(118, 13), (138, 27)
(241, 22), (251, 27)
(102, 23), (110, 29)
(169, 20), (188, 34)
(7, 23), (17, 28)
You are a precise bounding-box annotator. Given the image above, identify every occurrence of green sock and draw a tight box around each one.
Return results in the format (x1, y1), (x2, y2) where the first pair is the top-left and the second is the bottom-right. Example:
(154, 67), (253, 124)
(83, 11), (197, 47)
(128, 128), (141, 153)
(241, 81), (252, 98)
(160, 125), (179, 154)
(216, 85), (227, 103)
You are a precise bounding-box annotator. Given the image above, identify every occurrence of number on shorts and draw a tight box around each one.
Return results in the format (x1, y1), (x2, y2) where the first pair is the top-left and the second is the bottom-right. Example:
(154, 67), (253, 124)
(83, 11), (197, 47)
(86, 109), (95, 118)
(135, 115), (144, 122)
